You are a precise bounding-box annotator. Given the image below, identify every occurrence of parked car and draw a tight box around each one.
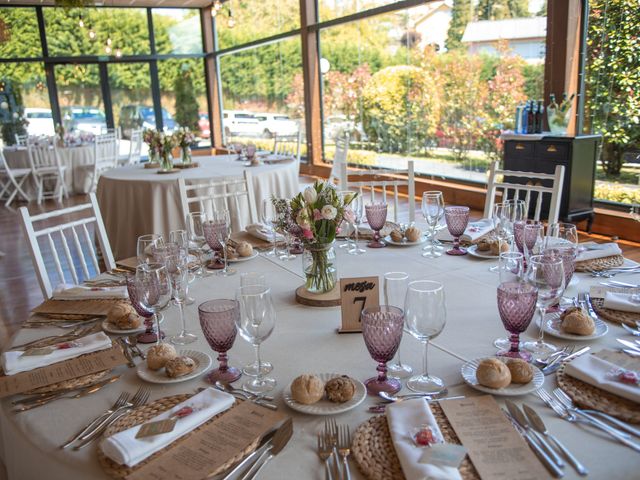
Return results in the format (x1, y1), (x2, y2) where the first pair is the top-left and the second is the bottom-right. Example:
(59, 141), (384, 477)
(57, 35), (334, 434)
(323, 114), (367, 142)
(222, 110), (263, 138)
(24, 108), (55, 137)
(61, 106), (107, 136)
(198, 112), (210, 139)
(254, 113), (299, 138)
(118, 105), (177, 139)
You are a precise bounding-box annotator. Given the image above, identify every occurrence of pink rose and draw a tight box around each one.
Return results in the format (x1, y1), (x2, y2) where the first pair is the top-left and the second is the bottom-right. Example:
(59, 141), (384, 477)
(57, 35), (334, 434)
(313, 209), (323, 221)
(303, 229), (314, 239)
(336, 227), (341, 235)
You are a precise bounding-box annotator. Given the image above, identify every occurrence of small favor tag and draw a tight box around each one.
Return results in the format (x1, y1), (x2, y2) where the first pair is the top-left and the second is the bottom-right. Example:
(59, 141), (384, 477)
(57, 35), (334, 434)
(20, 341), (80, 357)
(135, 406), (195, 439)
(419, 444), (468, 468)
(606, 367), (640, 386)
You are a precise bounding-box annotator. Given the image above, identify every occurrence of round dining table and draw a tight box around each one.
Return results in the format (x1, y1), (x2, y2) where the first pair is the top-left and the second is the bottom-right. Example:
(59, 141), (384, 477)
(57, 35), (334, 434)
(96, 155), (300, 260)
(1, 240), (638, 479)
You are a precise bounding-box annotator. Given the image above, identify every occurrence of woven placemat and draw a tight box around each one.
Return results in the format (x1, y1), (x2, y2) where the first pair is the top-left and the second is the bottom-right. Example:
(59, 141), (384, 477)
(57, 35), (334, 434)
(591, 297), (639, 327)
(575, 254), (625, 272)
(352, 403), (480, 480)
(556, 364), (640, 424)
(24, 369), (111, 395)
(98, 395), (259, 479)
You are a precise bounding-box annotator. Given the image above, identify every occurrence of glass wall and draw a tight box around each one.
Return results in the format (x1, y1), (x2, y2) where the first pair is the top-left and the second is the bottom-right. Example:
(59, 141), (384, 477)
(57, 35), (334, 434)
(153, 8), (203, 55)
(55, 64), (106, 136)
(108, 63), (154, 139)
(0, 7), (42, 58)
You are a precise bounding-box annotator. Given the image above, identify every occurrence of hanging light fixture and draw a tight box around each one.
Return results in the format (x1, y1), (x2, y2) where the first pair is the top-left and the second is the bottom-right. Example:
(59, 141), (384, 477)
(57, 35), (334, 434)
(115, 47), (122, 58)
(104, 42), (112, 54)
(211, 7), (217, 18)
(78, 13), (84, 28)
(88, 25), (96, 40)
(227, 4), (235, 28)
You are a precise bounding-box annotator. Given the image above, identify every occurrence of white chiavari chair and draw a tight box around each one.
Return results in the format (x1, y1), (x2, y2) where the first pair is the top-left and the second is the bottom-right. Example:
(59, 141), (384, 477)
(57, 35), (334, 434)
(14, 134), (28, 147)
(88, 133), (118, 192)
(119, 128), (143, 166)
(483, 160), (565, 223)
(0, 149), (31, 207)
(341, 161), (416, 224)
(273, 131), (302, 163)
(328, 133), (350, 186)
(27, 140), (68, 204)
(19, 192), (116, 299)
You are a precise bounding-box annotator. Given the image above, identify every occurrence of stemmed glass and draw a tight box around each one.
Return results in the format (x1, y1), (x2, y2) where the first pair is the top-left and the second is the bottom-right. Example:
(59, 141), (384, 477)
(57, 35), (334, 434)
(422, 191), (445, 258)
(384, 272), (413, 379)
(261, 199), (279, 257)
(489, 203), (507, 272)
(235, 285), (277, 394)
(238, 273), (273, 377)
(137, 234), (164, 265)
(365, 203), (387, 248)
(548, 223), (579, 246)
(444, 206), (469, 255)
(493, 251), (525, 350)
(496, 281), (538, 361)
(404, 280), (447, 395)
(170, 229), (195, 304)
(186, 212), (212, 277)
(337, 190), (356, 251)
(134, 263), (172, 346)
(503, 199), (526, 249)
(349, 194), (366, 255)
(547, 222), (578, 289)
(126, 273), (162, 344)
(361, 306), (404, 395)
(523, 254), (565, 356)
(203, 210), (236, 277)
(199, 299), (242, 383)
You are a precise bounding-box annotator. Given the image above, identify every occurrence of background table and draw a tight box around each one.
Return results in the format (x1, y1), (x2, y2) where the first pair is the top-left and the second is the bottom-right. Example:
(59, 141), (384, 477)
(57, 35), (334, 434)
(1, 242), (638, 479)
(96, 155), (300, 260)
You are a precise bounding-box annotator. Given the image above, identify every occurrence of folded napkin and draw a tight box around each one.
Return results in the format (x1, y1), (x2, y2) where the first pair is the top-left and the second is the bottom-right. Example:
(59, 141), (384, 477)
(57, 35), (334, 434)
(436, 218), (494, 243)
(564, 354), (640, 404)
(52, 284), (128, 300)
(100, 388), (235, 467)
(576, 242), (622, 262)
(2, 332), (112, 375)
(245, 223), (285, 243)
(603, 291), (640, 313)
(387, 399), (462, 480)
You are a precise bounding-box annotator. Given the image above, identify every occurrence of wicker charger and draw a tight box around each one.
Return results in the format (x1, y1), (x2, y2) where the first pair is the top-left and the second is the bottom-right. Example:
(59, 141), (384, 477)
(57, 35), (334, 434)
(590, 297), (639, 327)
(556, 364), (640, 424)
(575, 254), (625, 272)
(24, 369), (111, 395)
(98, 395), (259, 479)
(352, 403), (480, 480)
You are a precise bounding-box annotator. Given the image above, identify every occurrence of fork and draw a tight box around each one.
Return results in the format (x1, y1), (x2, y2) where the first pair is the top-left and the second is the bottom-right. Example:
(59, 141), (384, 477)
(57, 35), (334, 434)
(620, 323), (640, 337)
(324, 418), (340, 479)
(12, 324), (96, 350)
(337, 424), (352, 480)
(317, 432), (334, 480)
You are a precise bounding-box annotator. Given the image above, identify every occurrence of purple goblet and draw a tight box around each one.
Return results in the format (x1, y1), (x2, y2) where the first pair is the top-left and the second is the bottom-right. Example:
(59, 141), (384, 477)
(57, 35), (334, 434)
(365, 203), (387, 248)
(361, 305), (404, 395)
(126, 274), (165, 344)
(444, 206), (470, 255)
(199, 299), (242, 383)
(544, 246), (576, 289)
(496, 281), (538, 361)
(514, 220), (526, 254)
(202, 220), (226, 270)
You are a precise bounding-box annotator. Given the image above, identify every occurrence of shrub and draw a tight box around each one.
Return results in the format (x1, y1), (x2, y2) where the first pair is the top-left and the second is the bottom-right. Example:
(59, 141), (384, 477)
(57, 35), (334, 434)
(594, 182), (640, 204)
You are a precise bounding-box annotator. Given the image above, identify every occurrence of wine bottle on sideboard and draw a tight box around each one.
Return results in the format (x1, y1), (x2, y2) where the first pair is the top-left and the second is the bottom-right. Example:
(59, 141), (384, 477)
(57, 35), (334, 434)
(527, 100), (535, 134)
(536, 100), (544, 133)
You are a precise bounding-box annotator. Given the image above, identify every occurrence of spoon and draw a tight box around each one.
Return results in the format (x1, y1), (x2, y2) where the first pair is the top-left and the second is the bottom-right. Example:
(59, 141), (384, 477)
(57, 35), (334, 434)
(378, 391), (443, 403)
(215, 381), (274, 401)
(125, 335), (145, 359)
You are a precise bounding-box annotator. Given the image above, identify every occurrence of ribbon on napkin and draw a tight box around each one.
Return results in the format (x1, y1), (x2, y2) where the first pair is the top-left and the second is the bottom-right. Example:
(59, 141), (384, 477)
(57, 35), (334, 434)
(436, 218), (494, 243)
(603, 291), (640, 314)
(100, 388), (235, 467)
(1, 332), (112, 375)
(245, 223), (285, 243)
(52, 284), (128, 300)
(576, 242), (622, 262)
(386, 399), (463, 480)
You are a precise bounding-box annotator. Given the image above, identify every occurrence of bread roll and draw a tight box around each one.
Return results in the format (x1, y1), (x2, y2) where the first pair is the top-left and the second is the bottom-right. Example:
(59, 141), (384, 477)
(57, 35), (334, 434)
(107, 303), (142, 330)
(146, 343), (177, 371)
(290, 374), (325, 404)
(325, 376), (356, 403)
(477, 238), (491, 251)
(405, 226), (422, 242)
(507, 358), (534, 384)
(390, 230), (404, 242)
(236, 241), (253, 257)
(476, 358), (511, 389)
(560, 307), (595, 335)
(165, 356), (196, 378)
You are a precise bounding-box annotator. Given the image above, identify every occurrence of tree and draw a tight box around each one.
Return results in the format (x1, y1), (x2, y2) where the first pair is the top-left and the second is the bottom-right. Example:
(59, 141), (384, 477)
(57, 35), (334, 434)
(173, 65), (200, 132)
(446, 0), (473, 51)
(476, 0), (530, 20)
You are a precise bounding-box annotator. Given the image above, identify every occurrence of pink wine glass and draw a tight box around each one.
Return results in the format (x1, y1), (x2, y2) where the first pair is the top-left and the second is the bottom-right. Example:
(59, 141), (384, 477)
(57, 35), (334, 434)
(496, 281), (538, 361)
(199, 299), (242, 383)
(365, 203), (387, 248)
(126, 274), (165, 344)
(361, 305), (404, 395)
(514, 220), (526, 254)
(202, 220), (225, 270)
(444, 206), (469, 255)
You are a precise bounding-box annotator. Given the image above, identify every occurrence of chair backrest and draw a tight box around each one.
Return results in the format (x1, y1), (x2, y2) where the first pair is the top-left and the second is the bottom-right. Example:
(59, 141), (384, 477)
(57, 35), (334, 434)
(27, 141), (60, 172)
(483, 160), (565, 223)
(342, 161), (416, 224)
(178, 171), (258, 231)
(19, 193), (116, 299)
(15, 134), (28, 147)
(273, 131), (302, 163)
(328, 133), (350, 185)
(95, 133), (119, 170)
(128, 129), (143, 165)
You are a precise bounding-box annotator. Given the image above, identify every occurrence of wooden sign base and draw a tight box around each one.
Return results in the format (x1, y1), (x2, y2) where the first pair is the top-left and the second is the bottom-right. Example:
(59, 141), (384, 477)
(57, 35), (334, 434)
(295, 285), (341, 307)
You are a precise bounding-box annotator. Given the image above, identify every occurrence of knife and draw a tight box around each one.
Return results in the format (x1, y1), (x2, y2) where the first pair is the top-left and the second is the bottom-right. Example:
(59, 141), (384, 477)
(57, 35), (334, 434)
(616, 339), (640, 353)
(542, 346), (590, 375)
(13, 375), (121, 406)
(116, 338), (136, 368)
(582, 293), (600, 321)
(217, 423), (282, 480)
(367, 395), (466, 413)
(523, 404), (588, 476)
(240, 418), (293, 480)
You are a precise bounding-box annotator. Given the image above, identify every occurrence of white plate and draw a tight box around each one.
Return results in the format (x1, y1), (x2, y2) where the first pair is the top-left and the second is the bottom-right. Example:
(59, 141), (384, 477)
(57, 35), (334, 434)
(283, 373), (367, 415)
(383, 235), (427, 247)
(466, 244), (499, 259)
(537, 311), (608, 341)
(101, 315), (164, 335)
(136, 349), (212, 384)
(460, 357), (544, 396)
(227, 251), (259, 263)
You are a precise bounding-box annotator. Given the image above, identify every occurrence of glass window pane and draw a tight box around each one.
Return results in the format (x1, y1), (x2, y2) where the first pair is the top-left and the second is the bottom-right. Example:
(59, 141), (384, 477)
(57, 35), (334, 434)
(158, 59), (210, 146)
(44, 7), (150, 57)
(153, 9), (203, 55)
(0, 7), (42, 58)
(218, 37), (305, 155)
(108, 62), (154, 140)
(56, 64), (106, 136)
(318, 0), (392, 22)
(216, 0), (300, 51)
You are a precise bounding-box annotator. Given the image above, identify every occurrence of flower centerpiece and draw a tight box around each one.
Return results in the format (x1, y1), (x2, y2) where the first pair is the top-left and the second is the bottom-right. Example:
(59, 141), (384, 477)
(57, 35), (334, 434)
(143, 129), (160, 164)
(157, 132), (176, 170)
(173, 127), (196, 165)
(289, 181), (356, 293)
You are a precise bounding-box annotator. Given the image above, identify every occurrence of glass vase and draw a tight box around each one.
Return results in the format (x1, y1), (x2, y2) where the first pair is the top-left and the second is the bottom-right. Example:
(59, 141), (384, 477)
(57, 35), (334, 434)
(303, 242), (337, 294)
(547, 106), (571, 135)
(160, 151), (173, 170)
(181, 146), (192, 165)
(148, 149), (160, 165)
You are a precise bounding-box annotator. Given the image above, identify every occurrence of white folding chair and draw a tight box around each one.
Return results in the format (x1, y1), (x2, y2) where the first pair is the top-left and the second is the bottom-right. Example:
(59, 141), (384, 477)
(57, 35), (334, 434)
(341, 161), (416, 224)
(178, 171), (258, 232)
(0, 149), (31, 207)
(88, 133), (118, 192)
(27, 141), (68, 204)
(14, 134), (28, 147)
(483, 160), (565, 223)
(126, 129), (143, 165)
(273, 131), (302, 163)
(19, 192), (116, 299)
(328, 133), (350, 186)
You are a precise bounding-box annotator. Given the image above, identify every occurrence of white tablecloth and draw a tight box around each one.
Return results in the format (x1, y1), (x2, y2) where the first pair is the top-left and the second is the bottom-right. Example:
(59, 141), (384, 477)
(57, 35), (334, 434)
(3, 145), (95, 196)
(96, 155), (300, 260)
(2, 242), (639, 479)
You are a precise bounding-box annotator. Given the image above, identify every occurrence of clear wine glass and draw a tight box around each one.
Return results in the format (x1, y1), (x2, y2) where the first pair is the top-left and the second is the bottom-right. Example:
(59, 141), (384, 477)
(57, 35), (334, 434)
(504, 199), (526, 249)
(238, 273), (273, 377)
(365, 202), (387, 248)
(489, 203), (507, 272)
(235, 285), (277, 394)
(203, 210), (236, 277)
(523, 222), (545, 266)
(523, 254), (565, 356)
(137, 234), (164, 265)
(186, 211), (212, 277)
(349, 194), (366, 255)
(384, 272), (413, 379)
(126, 273), (163, 344)
(199, 299), (242, 383)
(169, 229), (195, 303)
(548, 222), (579, 246)
(135, 263), (172, 346)
(338, 190), (357, 251)
(421, 191), (444, 258)
(404, 280), (447, 395)
(496, 281), (538, 361)
(493, 251), (525, 350)
(444, 206), (469, 255)
(261, 199), (279, 257)
(361, 305), (404, 395)
(168, 264), (197, 345)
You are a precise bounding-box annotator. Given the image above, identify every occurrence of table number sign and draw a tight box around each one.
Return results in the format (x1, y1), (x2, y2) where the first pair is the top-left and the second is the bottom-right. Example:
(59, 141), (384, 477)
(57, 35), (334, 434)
(338, 276), (379, 333)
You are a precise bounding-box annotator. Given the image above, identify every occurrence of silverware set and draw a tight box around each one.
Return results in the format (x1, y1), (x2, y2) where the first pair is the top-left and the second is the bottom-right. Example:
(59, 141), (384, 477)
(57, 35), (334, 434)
(533, 346), (591, 375)
(587, 266), (640, 277)
(213, 381), (278, 410)
(12, 323), (100, 350)
(620, 322), (640, 337)
(22, 316), (103, 329)
(616, 338), (640, 356)
(599, 280), (640, 289)
(317, 419), (352, 480)
(367, 392), (466, 413)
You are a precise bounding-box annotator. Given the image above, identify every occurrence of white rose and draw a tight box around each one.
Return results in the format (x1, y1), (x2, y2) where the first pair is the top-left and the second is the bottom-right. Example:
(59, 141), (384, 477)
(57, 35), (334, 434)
(321, 205), (337, 220)
(296, 212), (311, 230)
(303, 186), (317, 204)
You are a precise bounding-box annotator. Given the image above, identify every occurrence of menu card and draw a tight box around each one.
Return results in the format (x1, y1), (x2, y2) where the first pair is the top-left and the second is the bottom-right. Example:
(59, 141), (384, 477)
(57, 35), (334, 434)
(127, 400), (288, 480)
(0, 345), (127, 398)
(439, 396), (550, 480)
(32, 298), (125, 316)
(116, 257), (139, 272)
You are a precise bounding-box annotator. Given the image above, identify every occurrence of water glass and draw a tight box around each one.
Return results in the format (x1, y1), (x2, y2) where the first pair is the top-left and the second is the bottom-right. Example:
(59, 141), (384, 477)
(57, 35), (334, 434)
(169, 229), (195, 301)
(126, 273), (162, 344)
(199, 299), (242, 383)
(444, 206), (469, 255)
(338, 190), (357, 251)
(421, 191), (445, 258)
(203, 210), (236, 277)
(135, 263), (172, 346)
(384, 272), (412, 378)
(169, 265), (197, 345)
(489, 203), (507, 273)
(493, 252), (525, 350)
(349, 194), (366, 255)
(186, 211), (211, 277)
(548, 223), (579, 246)
(503, 199), (526, 248)
(137, 234), (164, 265)
(261, 199), (279, 257)
(365, 203), (387, 248)
(496, 281), (538, 361)
(523, 222), (545, 263)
